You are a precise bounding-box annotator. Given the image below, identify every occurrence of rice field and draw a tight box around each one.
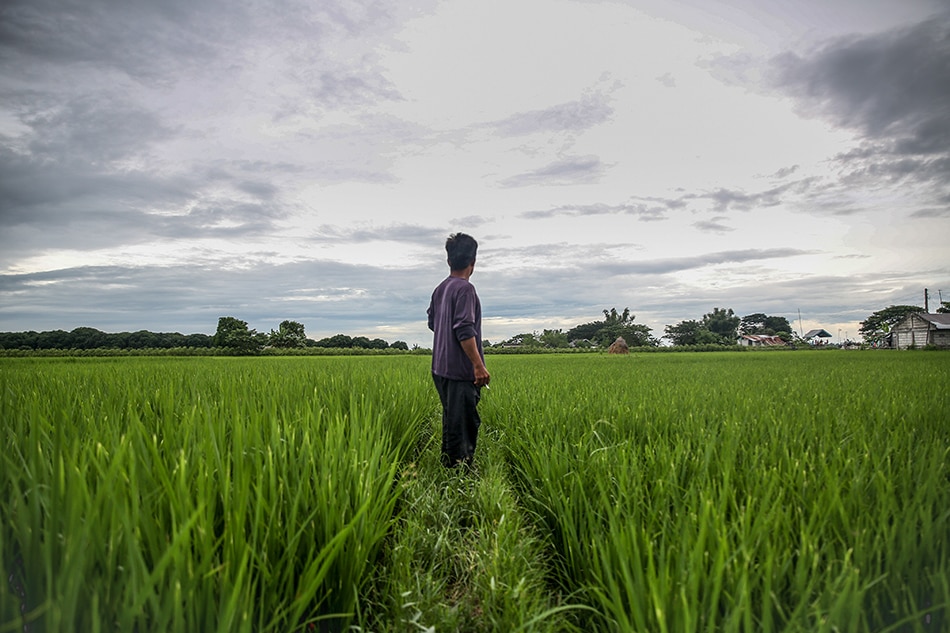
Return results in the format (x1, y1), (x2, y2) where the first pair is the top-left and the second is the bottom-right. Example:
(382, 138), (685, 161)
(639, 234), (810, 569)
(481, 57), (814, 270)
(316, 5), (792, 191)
(1, 352), (948, 632)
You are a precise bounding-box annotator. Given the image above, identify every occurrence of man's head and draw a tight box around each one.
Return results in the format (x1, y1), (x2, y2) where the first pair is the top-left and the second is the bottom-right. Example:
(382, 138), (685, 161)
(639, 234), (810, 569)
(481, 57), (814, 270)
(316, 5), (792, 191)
(446, 233), (478, 271)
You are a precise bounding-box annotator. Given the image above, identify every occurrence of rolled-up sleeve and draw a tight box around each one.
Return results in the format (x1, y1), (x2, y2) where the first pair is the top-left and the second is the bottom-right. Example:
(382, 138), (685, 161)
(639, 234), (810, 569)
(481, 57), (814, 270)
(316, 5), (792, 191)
(452, 287), (478, 342)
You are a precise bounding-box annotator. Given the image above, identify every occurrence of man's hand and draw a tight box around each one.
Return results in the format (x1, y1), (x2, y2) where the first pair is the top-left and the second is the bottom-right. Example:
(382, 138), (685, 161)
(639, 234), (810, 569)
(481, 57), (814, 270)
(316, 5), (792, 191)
(473, 363), (491, 388)
(460, 336), (491, 387)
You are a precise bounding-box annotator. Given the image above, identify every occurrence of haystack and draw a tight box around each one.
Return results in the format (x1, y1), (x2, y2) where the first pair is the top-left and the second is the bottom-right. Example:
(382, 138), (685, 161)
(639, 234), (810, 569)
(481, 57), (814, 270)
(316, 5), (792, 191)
(607, 336), (629, 354)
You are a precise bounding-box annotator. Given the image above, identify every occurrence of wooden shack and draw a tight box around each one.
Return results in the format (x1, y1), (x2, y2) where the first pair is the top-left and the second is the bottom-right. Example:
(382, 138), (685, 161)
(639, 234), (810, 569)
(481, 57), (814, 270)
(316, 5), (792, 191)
(890, 313), (950, 349)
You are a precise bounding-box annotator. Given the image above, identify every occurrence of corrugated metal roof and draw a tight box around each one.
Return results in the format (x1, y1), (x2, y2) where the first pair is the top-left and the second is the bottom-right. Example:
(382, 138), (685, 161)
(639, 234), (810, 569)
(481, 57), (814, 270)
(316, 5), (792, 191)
(803, 329), (832, 338)
(918, 313), (950, 329)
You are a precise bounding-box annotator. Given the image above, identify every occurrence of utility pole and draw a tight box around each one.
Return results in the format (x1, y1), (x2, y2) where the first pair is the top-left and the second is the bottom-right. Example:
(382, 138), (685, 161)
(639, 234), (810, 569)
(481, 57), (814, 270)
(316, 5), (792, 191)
(925, 288), (930, 312)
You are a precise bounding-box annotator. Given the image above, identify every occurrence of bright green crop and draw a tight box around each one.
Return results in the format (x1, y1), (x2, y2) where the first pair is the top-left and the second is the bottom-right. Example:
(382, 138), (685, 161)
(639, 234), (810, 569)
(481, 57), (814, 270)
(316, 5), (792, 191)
(2, 352), (947, 632)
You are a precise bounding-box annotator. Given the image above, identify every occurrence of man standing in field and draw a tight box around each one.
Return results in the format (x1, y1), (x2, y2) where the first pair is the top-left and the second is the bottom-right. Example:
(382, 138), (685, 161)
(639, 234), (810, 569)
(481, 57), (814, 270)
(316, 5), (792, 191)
(427, 233), (490, 468)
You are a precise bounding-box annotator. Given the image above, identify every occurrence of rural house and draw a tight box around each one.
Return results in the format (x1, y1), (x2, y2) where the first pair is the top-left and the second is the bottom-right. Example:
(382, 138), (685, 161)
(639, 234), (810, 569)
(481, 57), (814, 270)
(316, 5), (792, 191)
(890, 313), (950, 349)
(737, 334), (786, 347)
(802, 328), (833, 343)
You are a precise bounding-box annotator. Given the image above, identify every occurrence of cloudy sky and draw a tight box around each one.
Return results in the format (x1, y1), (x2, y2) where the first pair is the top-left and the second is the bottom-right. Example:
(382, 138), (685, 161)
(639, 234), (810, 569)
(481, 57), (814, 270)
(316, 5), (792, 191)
(1, 0), (948, 346)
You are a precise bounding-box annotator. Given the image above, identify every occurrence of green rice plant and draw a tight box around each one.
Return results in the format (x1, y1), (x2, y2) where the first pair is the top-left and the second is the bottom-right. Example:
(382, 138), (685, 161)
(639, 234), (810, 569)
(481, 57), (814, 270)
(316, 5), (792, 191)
(3, 351), (947, 632)
(0, 357), (430, 632)
(485, 352), (950, 632)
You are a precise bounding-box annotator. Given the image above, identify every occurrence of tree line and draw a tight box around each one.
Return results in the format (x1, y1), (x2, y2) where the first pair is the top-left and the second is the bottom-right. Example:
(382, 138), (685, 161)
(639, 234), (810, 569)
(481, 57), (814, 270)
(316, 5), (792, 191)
(0, 318), (408, 353)
(500, 302), (950, 349)
(0, 327), (214, 351)
(211, 317), (409, 354)
(496, 307), (792, 349)
(4, 301), (945, 353)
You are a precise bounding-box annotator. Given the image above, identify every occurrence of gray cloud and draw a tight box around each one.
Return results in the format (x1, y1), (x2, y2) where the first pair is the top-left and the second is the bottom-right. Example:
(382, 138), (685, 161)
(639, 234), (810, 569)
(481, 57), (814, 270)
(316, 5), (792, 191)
(449, 215), (492, 229)
(23, 94), (172, 163)
(770, 165), (800, 179)
(521, 201), (669, 221)
(771, 14), (950, 207)
(483, 263), (947, 342)
(0, 0), (412, 88)
(309, 223), (448, 245)
(910, 206), (950, 219)
(773, 16), (950, 145)
(486, 243), (810, 279)
(307, 69), (403, 109)
(0, 258), (437, 336)
(476, 246), (820, 336)
(0, 152), (189, 222)
(693, 217), (734, 233)
(0, 146), (293, 261)
(500, 155), (608, 187)
(521, 181), (811, 221)
(492, 93), (614, 136)
(596, 248), (813, 276)
(688, 182), (809, 212)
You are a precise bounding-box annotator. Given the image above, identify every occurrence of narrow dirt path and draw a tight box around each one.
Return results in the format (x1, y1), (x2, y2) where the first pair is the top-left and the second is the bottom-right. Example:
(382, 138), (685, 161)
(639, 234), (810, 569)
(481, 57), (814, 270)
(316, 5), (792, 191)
(362, 416), (583, 632)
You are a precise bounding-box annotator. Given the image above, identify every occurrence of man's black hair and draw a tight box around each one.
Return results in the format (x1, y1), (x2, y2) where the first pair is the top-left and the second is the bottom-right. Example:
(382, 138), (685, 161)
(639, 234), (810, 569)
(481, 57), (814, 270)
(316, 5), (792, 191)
(446, 233), (478, 271)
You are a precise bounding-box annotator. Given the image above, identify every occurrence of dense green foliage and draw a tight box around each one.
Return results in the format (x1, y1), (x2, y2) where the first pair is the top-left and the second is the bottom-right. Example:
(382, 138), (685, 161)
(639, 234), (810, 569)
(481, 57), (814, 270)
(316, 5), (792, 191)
(665, 307), (752, 345)
(738, 313), (792, 336)
(2, 352), (948, 632)
(1, 357), (431, 631)
(487, 353), (949, 631)
(564, 308), (658, 348)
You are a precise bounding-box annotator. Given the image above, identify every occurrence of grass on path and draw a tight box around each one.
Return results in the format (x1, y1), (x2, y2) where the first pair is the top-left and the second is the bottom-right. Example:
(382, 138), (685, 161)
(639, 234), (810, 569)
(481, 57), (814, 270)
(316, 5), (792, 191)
(362, 413), (589, 633)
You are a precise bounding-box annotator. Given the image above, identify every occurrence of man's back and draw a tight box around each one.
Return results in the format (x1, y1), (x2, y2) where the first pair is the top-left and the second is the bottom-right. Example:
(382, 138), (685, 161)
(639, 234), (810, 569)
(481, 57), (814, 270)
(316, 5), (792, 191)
(428, 276), (482, 382)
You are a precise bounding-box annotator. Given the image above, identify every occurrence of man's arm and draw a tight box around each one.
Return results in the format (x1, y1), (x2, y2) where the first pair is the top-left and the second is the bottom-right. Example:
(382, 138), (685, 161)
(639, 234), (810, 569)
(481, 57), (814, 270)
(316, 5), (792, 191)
(459, 336), (490, 387)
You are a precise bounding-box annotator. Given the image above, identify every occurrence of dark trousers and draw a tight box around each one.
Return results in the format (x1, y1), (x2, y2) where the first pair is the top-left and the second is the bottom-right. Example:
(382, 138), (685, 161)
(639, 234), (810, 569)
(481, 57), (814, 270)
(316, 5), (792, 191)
(432, 374), (481, 467)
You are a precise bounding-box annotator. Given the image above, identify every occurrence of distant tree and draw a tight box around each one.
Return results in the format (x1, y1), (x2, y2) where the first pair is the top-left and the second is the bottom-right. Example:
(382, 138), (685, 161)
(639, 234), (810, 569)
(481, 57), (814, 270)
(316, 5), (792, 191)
(315, 334), (353, 348)
(347, 336), (386, 349)
(269, 320), (307, 348)
(33, 330), (68, 349)
(311, 334), (390, 349)
(182, 333), (213, 348)
(71, 327), (107, 349)
(859, 305), (923, 345)
(213, 317), (262, 353)
(739, 313), (768, 335)
(501, 332), (541, 347)
(938, 301), (950, 314)
(740, 313), (792, 335)
(390, 340), (409, 350)
(0, 331), (34, 350)
(701, 307), (740, 344)
(599, 308), (657, 347)
(664, 320), (719, 346)
(566, 308), (657, 347)
(540, 329), (569, 348)
(127, 330), (158, 348)
(763, 315), (792, 334)
(565, 321), (602, 342)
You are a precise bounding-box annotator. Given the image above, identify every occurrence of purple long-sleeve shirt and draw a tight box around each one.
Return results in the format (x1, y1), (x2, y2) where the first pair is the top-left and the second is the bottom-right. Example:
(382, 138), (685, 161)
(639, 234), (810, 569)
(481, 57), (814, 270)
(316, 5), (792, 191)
(427, 276), (483, 381)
